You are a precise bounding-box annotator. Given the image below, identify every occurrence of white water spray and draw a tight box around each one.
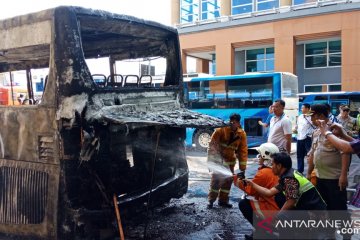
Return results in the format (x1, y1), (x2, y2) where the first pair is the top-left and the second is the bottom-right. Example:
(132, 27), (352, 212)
(207, 161), (233, 177)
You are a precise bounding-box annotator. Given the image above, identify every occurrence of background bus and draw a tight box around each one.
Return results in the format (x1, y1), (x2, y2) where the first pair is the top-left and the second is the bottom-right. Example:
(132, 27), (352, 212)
(184, 72), (299, 151)
(299, 91), (360, 118)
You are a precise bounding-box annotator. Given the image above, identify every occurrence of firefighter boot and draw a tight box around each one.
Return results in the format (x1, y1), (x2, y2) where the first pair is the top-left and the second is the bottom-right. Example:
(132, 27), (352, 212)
(207, 201), (214, 209)
(218, 201), (233, 208)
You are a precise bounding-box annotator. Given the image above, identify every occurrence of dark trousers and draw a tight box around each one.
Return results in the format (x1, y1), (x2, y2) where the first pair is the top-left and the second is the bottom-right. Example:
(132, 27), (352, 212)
(316, 178), (352, 239)
(296, 136), (312, 174)
(238, 198), (253, 225)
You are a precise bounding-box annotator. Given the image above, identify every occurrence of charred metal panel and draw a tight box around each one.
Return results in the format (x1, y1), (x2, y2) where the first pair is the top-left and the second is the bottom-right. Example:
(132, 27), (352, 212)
(0, 107), (58, 164)
(53, 7), (94, 98)
(0, 21), (51, 51)
(0, 167), (48, 224)
(38, 135), (55, 162)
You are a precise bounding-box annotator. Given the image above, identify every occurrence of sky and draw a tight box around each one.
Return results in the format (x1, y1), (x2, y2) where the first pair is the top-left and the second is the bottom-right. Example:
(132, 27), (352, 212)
(0, 0), (171, 25)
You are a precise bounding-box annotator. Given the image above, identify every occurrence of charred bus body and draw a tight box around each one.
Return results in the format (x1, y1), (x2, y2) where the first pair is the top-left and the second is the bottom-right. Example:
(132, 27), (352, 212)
(0, 6), (224, 239)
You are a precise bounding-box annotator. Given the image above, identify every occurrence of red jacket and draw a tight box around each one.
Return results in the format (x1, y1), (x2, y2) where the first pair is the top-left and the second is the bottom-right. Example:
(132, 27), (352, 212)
(235, 166), (280, 218)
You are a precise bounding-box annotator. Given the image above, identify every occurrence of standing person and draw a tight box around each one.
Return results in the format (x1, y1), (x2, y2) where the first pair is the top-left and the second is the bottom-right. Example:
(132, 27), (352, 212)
(294, 103), (315, 174)
(233, 143), (285, 239)
(337, 104), (358, 138)
(306, 104), (352, 239)
(207, 113), (248, 208)
(267, 99), (292, 153)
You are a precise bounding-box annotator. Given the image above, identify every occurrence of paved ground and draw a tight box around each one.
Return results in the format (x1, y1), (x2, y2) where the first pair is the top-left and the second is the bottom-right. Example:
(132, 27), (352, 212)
(122, 143), (360, 240)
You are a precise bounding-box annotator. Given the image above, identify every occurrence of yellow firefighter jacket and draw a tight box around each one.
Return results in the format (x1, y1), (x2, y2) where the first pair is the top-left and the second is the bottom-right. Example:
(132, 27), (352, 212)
(208, 126), (248, 171)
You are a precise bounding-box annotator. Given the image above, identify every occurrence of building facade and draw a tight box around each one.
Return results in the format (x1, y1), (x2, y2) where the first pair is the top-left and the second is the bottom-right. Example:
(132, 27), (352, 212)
(172, 0), (360, 92)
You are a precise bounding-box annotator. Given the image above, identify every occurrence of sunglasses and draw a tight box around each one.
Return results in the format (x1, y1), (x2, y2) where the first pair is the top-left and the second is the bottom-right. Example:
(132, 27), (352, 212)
(343, 109), (350, 112)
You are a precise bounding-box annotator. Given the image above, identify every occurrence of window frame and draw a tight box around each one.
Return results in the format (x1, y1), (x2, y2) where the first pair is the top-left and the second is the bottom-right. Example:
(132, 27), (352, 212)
(304, 84), (323, 93)
(180, 0), (220, 23)
(245, 47), (275, 72)
(304, 40), (342, 69)
(201, 0), (220, 20)
(180, 0), (200, 23)
(231, 0), (279, 15)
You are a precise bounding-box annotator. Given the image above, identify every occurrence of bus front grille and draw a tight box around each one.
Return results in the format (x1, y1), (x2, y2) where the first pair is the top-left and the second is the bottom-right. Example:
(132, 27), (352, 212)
(0, 167), (49, 224)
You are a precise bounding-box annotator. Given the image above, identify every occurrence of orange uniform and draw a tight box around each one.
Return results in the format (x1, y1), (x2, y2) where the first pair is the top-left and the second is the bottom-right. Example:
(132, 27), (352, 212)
(208, 126), (248, 204)
(235, 167), (281, 219)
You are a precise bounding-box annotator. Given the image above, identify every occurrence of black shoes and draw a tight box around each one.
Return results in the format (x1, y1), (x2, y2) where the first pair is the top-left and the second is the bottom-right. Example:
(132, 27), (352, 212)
(218, 201), (233, 208)
(244, 233), (253, 240)
(207, 201), (214, 209)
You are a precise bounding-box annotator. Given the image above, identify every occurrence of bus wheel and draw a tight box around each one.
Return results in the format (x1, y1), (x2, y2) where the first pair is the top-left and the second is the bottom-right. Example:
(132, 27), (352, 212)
(194, 129), (213, 151)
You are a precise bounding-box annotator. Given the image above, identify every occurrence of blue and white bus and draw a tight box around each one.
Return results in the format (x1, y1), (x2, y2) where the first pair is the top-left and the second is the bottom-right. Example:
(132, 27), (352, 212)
(299, 91), (360, 118)
(184, 72), (299, 150)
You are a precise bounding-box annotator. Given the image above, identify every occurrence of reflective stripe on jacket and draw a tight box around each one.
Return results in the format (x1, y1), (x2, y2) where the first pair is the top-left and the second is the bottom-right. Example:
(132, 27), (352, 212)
(208, 126), (248, 171)
(235, 167), (280, 218)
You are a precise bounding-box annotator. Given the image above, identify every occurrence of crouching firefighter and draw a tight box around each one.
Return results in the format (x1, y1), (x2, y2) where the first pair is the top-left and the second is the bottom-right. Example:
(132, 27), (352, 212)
(233, 143), (285, 239)
(207, 113), (248, 208)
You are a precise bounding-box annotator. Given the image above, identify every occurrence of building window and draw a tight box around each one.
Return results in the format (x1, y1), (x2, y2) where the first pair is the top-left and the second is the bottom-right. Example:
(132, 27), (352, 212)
(246, 47), (274, 72)
(304, 40), (341, 69)
(304, 85), (322, 92)
(140, 64), (155, 76)
(232, 0), (279, 15)
(181, 0), (199, 23)
(257, 0), (279, 11)
(328, 84), (341, 92)
(181, 0), (219, 23)
(293, 0), (316, 5)
(232, 0), (253, 14)
(201, 0), (220, 20)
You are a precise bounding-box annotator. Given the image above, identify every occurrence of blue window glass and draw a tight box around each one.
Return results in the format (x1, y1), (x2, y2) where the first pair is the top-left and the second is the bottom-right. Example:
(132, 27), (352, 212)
(329, 85), (341, 91)
(304, 40), (341, 68)
(246, 47), (274, 72)
(257, 0), (279, 11)
(232, 0), (253, 15)
(293, 0), (316, 5)
(329, 40), (341, 53)
(246, 61), (258, 72)
(232, 5), (252, 14)
(180, 0), (199, 23)
(201, 0), (220, 20)
(305, 55), (326, 68)
(233, 0), (244, 5)
(266, 47), (274, 59)
(329, 54), (341, 66)
(305, 42), (327, 55)
(305, 85), (322, 92)
(266, 59), (274, 71)
(246, 49), (265, 61)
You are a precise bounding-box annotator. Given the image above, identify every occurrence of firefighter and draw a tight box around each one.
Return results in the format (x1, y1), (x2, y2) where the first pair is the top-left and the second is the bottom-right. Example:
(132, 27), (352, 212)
(207, 113), (248, 208)
(233, 143), (285, 227)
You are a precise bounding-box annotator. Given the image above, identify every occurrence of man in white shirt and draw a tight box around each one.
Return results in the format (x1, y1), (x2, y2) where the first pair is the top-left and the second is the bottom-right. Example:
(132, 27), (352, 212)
(295, 103), (315, 174)
(268, 99), (292, 153)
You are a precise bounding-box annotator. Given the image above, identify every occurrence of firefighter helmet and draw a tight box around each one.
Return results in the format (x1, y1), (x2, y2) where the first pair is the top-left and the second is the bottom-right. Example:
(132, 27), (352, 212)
(256, 143), (279, 164)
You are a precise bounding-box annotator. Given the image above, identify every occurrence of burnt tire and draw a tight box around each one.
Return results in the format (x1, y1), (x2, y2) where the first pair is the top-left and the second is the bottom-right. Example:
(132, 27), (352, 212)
(194, 129), (213, 152)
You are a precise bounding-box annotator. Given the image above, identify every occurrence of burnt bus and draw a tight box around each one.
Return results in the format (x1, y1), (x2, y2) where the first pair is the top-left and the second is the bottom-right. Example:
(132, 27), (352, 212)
(0, 6), (224, 239)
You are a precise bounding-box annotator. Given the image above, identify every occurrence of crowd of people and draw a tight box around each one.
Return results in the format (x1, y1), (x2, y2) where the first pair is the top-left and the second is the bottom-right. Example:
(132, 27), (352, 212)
(206, 99), (360, 239)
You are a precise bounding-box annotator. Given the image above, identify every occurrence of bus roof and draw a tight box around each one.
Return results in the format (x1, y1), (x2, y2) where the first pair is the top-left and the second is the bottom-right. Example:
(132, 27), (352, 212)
(298, 91), (360, 97)
(0, 6), (178, 72)
(187, 72), (296, 82)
